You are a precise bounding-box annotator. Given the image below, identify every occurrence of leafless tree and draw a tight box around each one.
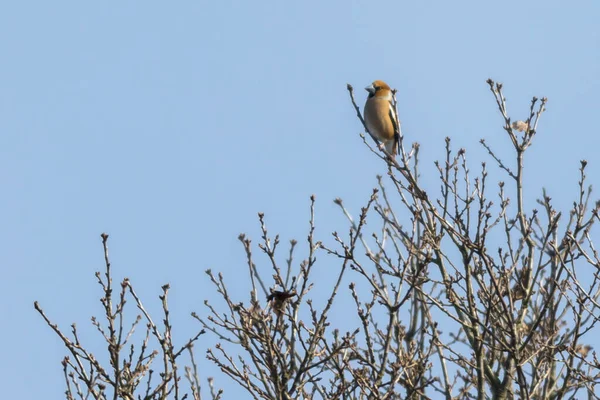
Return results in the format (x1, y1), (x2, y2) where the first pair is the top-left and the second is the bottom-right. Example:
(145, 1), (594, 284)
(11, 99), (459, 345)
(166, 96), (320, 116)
(38, 80), (600, 399)
(35, 233), (219, 400)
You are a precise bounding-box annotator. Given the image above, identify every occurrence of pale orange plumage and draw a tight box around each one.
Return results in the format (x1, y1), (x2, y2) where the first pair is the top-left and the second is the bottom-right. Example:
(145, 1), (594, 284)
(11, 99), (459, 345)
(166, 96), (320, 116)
(364, 80), (399, 157)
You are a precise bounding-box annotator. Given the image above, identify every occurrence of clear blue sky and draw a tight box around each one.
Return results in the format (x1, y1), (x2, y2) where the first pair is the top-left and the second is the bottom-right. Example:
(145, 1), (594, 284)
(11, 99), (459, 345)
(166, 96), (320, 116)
(2, 1), (599, 398)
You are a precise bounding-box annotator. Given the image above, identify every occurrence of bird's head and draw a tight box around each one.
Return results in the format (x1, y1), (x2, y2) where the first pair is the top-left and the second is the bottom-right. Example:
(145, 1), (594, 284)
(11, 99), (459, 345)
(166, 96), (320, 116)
(365, 80), (391, 97)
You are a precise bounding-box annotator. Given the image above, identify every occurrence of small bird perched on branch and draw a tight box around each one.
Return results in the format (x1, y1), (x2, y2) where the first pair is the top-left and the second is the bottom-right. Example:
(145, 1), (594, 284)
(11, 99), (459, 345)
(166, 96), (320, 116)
(267, 289), (297, 317)
(363, 80), (400, 158)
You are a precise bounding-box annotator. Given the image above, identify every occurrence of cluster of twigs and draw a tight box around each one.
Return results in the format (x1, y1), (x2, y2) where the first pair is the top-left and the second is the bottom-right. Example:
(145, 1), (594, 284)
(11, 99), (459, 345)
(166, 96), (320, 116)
(200, 80), (600, 399)
(35, 233), (217, 400)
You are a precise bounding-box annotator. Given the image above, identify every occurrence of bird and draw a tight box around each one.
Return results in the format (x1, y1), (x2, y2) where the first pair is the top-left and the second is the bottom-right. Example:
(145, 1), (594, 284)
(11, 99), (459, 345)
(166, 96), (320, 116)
(267, 289), (297, 317)
(363, 80), (400, 157)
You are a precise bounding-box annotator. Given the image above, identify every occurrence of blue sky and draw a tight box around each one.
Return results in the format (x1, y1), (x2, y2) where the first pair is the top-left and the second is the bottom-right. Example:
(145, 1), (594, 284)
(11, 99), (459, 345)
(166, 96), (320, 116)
(2, 1), (600, 398)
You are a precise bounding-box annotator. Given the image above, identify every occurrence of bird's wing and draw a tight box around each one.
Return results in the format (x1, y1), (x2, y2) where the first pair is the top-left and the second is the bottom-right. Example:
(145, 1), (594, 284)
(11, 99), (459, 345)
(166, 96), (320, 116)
(388, 100), (401, 155)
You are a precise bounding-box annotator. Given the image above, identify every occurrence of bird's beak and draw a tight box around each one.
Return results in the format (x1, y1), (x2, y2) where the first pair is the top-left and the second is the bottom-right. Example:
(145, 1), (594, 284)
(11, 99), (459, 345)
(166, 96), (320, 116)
(365, 84), (375, 95)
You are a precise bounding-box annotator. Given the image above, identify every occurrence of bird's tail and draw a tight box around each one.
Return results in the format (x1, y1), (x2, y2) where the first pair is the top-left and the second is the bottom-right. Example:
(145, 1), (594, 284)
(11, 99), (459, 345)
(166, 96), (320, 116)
(385, 139), (397, 158)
